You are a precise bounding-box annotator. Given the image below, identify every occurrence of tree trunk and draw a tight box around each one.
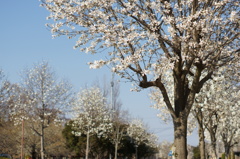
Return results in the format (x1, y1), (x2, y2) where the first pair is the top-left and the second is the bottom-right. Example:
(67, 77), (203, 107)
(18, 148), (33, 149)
(21, 120), (25, 159)
(40, 123), (45, 159)
(86, 130), (90, 159)
(196, 109), (206, 159)
(224, 145), (230, 159)
(199, 125), (206, 159)
(210, 133), (217, 159)
(173, 117), (188, 159)
(114, 126), (119, 159)
(114, 142), (118, 159)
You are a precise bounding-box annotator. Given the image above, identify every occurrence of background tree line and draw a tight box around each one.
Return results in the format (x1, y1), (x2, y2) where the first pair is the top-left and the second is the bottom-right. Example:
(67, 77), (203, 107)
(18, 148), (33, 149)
(1, 60), (240, 159)
(0, 61), (158, 159)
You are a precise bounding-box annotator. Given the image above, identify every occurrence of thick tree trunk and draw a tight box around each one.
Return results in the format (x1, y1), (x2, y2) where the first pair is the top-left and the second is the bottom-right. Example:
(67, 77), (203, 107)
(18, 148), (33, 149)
(173, 117), (188, 159)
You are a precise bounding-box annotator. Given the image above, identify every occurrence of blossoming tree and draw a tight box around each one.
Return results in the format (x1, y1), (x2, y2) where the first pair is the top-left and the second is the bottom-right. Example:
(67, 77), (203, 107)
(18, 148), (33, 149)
(71, 87), (112, 159)
(191, 64), (240, 159)
(14, 61), (73, 159)
(127, 119), (158, 159)
(0, 69), (10, 121)
(42, 0), (239, 158)
(217, 82), (240, 159)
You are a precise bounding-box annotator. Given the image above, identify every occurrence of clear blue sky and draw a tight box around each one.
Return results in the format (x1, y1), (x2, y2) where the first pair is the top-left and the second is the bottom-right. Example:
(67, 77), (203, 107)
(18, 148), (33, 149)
(0, 0), (198, 146)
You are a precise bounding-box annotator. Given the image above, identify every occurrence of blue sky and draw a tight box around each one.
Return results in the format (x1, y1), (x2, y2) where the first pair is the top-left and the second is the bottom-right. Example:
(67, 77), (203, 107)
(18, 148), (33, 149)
(0, 0), (198, 146)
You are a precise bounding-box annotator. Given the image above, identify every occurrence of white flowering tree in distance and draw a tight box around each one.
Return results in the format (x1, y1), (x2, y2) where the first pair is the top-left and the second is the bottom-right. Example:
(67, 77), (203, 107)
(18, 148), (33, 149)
(127, 119), (158, 159)
(41, 0), (239, 158)
(13, 61), (73, 159)
(71, 87), (112, 159)
(191, 65), (240, 159)
(0, 69), (11, 121)
(127, 119), (148, 146)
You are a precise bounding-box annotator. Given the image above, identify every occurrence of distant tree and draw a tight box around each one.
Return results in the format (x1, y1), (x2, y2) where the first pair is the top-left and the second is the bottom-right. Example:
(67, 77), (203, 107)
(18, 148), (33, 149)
(23, 121), (39, 159)
(0, 120), (20, 156)
(216, 68), (240, 159)
(13, 61), (73, 159)
(0, 69), (12, 123)
(62, 121), (86, 156)
(64, 118), (157, 158)
(63, 120), (114, 158)
(71, 87), (112, 159)
(42, 0), (240, 158)
(44, 123), (72, 157)
(127, 119), (158, 159)
(192, 65), (240, 159)
(0, 70), (21, 156)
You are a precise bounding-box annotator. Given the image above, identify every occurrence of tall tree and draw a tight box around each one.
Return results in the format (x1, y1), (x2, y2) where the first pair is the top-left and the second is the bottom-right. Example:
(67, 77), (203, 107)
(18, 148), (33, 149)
(0, 69), (12, 122)
(14, 61), (73, 159)
(42, 0), (240, 158)
(71, 87), (112, 159)
(193, 65), (239, 159)
(0, 69), (20, 156)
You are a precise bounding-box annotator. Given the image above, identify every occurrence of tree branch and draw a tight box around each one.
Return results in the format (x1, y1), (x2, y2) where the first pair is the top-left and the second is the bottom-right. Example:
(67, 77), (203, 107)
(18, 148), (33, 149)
(197, 71), (213, 93)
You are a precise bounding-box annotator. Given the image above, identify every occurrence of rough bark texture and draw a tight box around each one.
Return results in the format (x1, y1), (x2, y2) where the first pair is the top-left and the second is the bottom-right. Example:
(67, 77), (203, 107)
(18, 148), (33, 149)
(173, 115), (188, 159)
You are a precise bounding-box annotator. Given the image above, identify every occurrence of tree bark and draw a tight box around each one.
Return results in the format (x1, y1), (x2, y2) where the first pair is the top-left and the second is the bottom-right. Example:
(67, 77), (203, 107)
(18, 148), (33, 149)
(210, 135), (217, 159)
(198, 124), (206, 159)
(114, 126), (119, 159)
(86, 129), (89, 159)
(114, 142), (118, 159)
(173, 117), (188, 159)
(195, 108), (206, 159)
(40, 123), (45, 159)
(139, 58), (206, 159)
